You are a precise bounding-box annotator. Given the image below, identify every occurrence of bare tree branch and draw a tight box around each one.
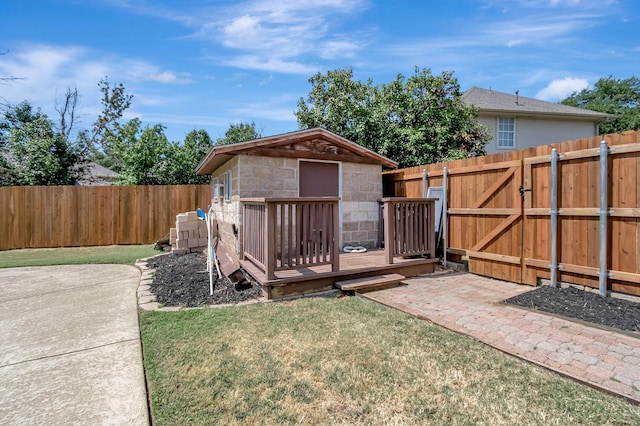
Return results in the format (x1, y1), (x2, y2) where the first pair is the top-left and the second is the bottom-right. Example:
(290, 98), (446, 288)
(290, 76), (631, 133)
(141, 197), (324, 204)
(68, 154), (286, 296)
(55, 85), (79, 140)
(0, 50), (24, 84)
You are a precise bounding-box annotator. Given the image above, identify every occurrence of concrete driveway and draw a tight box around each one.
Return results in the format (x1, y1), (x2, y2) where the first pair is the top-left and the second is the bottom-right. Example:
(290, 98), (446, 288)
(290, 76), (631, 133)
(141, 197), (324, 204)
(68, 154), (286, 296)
(0, 264), (149, 425)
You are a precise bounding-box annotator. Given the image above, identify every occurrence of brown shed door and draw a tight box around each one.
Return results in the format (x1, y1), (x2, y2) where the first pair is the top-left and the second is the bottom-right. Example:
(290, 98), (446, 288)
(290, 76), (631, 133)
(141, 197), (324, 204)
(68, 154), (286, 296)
(299, 161), (339, 197)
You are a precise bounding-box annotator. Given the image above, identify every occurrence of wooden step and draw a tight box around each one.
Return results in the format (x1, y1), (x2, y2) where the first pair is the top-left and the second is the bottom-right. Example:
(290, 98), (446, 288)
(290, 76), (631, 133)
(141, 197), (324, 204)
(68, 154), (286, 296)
(335, 273), (406, 293)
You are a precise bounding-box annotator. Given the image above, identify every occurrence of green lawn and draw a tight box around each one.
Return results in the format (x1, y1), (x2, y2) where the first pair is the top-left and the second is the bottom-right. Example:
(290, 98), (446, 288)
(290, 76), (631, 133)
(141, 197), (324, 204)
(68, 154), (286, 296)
(0, 245), (158, 268)
(140, 297), (640, 425)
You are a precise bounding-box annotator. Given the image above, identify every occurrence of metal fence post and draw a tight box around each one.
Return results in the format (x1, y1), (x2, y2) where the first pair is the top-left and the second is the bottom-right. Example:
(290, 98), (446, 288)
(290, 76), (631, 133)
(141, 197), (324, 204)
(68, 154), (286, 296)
(550, 149), (559, 288)
(443, 167), (448, 268)
(599, 140), (609, 297)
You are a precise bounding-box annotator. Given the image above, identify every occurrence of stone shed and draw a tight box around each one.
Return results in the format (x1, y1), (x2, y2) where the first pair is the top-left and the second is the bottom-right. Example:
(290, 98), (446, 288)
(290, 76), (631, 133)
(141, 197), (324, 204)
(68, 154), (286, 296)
(195, 128), (398, 268)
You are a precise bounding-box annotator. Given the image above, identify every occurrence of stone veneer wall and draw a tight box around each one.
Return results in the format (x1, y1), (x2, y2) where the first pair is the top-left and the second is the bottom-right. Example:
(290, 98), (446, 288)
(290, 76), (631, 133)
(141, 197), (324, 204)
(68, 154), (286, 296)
(209, 155), (384, 264)
(341, 162), (383, 249)
(209, 157), (241, 265)
(238, 156), (299, 198)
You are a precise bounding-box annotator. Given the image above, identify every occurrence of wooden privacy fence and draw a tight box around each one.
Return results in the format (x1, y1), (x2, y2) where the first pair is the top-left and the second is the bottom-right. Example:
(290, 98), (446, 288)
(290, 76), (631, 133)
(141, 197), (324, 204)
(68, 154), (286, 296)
(383, 130), (640, 296)
(0, 185), (212, 250)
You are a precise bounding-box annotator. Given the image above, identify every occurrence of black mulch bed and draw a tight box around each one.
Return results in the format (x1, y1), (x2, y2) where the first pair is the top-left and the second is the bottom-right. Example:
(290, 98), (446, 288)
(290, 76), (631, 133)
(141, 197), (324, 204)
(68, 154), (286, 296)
(146, 251), (640, 332)
(505, 285), (640, 335)
(147, 252), (263, 307)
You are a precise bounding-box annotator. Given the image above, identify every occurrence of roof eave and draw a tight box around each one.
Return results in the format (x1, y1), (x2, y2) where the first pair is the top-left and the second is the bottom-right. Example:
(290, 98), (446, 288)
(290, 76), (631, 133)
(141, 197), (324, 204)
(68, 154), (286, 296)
(477, 108), (614, 121)
(196, 150), (235, 176)
(196, 128), (398, 174)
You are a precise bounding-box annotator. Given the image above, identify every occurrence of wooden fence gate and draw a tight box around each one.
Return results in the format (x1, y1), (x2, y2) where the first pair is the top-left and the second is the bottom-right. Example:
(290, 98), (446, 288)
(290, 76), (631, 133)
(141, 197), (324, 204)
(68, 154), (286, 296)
(445, 160), (524, 284)
(383, 130), (640, 296)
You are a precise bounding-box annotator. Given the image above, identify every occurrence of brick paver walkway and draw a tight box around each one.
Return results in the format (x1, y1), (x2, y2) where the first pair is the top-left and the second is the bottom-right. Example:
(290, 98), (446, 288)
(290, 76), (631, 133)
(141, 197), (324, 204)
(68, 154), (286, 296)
(362, 272), (640, 403)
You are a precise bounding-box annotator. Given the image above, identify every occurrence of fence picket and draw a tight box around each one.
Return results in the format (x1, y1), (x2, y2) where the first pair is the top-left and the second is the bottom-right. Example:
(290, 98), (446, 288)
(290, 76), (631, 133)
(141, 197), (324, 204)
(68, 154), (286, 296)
(383, 131), (640, 295)
(0, 185), (212, 250)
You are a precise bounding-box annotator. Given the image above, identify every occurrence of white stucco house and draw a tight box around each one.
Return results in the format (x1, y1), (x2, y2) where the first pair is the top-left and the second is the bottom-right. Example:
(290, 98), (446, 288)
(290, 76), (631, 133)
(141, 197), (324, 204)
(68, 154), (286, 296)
(463, 87), (614, 155)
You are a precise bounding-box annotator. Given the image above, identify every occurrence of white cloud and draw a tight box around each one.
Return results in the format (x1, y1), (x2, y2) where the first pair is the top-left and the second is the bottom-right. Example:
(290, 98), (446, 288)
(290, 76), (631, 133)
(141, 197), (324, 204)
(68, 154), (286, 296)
(319, 39), (362, 59)
(496, 0), (608, 8)
(185, 0), (370, 72)
(121, 61), (193, 84)
(484, 16), (598, 47)
(230, 94), (299, 122)
(259, 74), (273, 86)
(223, 55), (319, 75)
(522, 70), (548, 86)
(223, 15), (263, 48)
(0, 45), (108, 112)
(0, 44), (194, 133)
(535, 77), (589, 100)
(149, 71), (192, 84)
(550, 0), (585, 6)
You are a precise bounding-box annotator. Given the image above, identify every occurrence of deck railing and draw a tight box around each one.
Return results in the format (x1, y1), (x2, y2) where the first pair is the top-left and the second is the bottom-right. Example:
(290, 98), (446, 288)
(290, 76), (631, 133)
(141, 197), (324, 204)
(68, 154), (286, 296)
(382, 198), (436, 264)
(242, 198), (340, 280)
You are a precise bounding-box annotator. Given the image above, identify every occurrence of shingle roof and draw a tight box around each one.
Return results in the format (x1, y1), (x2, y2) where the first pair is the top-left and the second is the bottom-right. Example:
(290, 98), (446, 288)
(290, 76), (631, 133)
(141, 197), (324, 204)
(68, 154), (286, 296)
(196, 128), (397, 175)
(77, 162), (118, 185)
(462, 87), (613, 120)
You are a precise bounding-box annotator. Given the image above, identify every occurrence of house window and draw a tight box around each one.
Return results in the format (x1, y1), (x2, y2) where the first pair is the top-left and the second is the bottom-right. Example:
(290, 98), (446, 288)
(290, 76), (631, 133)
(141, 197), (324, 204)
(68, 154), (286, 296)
(223, 171), (231, 202)
(497, 117), (515, 149)
(212, 177), (219, 202)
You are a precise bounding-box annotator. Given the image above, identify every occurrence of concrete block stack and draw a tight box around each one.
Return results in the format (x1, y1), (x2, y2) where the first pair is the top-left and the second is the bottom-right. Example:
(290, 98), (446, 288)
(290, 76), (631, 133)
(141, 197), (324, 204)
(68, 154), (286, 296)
(170, 211), (208, 255)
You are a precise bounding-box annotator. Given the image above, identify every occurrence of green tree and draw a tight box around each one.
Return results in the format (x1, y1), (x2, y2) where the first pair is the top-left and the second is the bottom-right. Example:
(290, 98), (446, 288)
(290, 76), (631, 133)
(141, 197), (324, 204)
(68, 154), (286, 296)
(561, 76), (640, 134)
(216, 121), (261, 145)
(0, 102), (84, 185)
(106, 118), (170, 185)
(86, 77), (133, 169)
(163, 129), (214, 184)
(296, 67), (489, 168)
(295, 69), (372, 144)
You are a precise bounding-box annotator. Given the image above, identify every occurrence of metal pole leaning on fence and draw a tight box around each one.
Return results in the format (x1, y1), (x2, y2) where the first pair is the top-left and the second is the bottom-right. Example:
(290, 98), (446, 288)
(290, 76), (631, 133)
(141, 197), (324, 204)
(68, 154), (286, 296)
(549, 149), (559, 288)
(443, 167), (448, 268)
(422, 169), (427, 198)
(599, 140), (609, 297)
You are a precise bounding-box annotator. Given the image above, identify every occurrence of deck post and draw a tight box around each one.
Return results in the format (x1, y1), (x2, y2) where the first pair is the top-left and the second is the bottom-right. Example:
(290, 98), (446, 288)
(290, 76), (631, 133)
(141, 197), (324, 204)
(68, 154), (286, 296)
(265, 201), (276, 280)
(427, 200), (436, 259)
(383, 199), (395, 264)
(443, 167), (448, 268)
(332, 202), (340, 272)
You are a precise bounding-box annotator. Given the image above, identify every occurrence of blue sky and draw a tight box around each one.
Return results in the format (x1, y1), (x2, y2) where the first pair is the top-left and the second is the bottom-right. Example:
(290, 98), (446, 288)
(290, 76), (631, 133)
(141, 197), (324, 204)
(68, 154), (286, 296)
(1, 0), (638, 142)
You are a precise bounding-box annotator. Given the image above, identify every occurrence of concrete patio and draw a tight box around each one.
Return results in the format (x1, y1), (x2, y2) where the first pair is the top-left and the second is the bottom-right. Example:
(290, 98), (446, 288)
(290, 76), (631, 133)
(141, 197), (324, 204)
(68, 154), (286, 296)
(0, 264), (149, 425)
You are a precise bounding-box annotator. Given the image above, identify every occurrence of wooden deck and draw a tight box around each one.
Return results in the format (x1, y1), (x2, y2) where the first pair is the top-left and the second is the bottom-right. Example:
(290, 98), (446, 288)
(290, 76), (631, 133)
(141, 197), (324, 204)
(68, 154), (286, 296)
(239, 197), (439, 299)
(240, 249), (438, 299)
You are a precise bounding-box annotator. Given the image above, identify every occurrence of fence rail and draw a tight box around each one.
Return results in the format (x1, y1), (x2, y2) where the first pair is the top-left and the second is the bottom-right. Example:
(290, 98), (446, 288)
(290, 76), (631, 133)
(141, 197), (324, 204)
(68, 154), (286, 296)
(383, 130), (640, 296)
(0, 185), (212, 250)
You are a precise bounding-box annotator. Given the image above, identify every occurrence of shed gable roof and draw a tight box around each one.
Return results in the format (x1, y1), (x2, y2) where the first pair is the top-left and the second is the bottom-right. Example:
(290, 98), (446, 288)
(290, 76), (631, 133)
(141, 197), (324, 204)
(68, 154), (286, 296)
(462, 87), (613, 120)
(196, 128), (397, 175)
